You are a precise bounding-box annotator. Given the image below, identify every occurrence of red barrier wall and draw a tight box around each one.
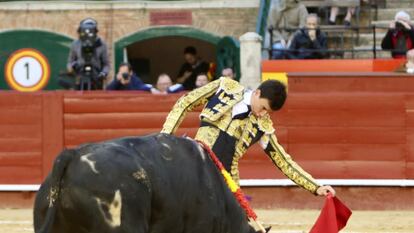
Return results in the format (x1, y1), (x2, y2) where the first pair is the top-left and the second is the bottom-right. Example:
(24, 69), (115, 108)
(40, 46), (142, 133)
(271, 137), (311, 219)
(262, 59), (405, 73)
(1, 74), (414, 184)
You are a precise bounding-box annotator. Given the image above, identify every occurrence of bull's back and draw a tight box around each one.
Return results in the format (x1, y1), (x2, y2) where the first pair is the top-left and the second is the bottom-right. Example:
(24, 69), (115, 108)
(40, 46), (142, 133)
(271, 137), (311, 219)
(35, 133), (247, 233)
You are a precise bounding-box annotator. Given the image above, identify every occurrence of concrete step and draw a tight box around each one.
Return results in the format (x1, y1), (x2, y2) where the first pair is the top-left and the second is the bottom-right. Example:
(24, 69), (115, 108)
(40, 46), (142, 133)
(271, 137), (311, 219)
(386, 0), (414, 8)
(358, 32), (386, 46)
(371, 20), (392, 28)
(376, 8), (414, 21)
(349, 45), (392, 58)
(347, 45), (391, 58)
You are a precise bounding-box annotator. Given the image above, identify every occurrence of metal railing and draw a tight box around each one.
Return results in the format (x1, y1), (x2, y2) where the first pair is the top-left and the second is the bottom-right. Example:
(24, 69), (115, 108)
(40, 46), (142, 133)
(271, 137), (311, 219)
(266, 25), (403, 59)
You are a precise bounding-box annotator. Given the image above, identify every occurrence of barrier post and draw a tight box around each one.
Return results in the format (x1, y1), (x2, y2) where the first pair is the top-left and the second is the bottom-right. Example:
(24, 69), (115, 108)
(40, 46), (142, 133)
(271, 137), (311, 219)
(41, 91), (64, 179)
(240, 32), (262, 89)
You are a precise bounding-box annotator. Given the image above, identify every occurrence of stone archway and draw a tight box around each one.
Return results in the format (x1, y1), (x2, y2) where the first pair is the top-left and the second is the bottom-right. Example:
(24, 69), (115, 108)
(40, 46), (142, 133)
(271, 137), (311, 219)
(114, 26), (220, 84)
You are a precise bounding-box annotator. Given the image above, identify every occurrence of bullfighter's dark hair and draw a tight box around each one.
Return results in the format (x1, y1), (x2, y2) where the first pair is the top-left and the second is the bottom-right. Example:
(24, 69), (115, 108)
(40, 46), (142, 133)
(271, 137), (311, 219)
(257, 80), (287, 111)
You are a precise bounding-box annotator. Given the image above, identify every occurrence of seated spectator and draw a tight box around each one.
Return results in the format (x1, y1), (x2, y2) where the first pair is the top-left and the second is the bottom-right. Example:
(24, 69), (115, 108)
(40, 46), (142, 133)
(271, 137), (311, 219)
(381, 11), (414, 59)
(267, 0), (308, 59)
(176, 46), (210, 90)
(151, 73), (184, 94)
(106, 62), (152, 91)
(195, 73), (210, 88)
(328, 0), (368, 26)
(407, 49), (414, 73)
(287, 14), (327, 59)
(221, 67), (235, 79)
(395, 49), (414, 73)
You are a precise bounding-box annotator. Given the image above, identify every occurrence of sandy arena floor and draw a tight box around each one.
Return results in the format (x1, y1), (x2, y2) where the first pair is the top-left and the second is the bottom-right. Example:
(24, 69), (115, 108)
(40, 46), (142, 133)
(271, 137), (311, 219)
(1, 208), (414, 233)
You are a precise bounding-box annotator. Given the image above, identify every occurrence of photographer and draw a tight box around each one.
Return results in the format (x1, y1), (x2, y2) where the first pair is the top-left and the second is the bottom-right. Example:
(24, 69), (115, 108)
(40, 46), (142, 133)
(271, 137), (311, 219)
(381, 11), (414, 59)
(66, 18), (110, 90)
(106, 62), (152, 91)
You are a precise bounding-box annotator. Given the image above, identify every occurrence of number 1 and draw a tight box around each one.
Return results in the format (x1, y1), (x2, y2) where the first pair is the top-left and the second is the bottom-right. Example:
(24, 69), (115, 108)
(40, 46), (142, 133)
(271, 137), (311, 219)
(24, 62), (29, 80)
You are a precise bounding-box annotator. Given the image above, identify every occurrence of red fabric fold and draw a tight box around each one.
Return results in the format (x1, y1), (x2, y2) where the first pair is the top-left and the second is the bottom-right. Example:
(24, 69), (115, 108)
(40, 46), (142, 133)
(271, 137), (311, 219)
(310, 194), (352, 233)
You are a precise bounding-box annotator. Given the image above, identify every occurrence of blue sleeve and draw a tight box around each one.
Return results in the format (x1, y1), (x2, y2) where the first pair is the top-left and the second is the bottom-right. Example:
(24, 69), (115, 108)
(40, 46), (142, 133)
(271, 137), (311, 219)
(130, 75), (152, 91)
(106, 78), (121, 90)
(167, 84), (185, 93)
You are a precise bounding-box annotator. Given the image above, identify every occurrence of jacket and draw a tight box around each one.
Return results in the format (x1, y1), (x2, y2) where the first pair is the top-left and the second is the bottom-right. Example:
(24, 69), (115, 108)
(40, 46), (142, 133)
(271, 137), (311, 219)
(106, 74), (152, 91)
(161, 77), (320, 194)
(288, 28), (328, 59)
(381, 28), (414, 58)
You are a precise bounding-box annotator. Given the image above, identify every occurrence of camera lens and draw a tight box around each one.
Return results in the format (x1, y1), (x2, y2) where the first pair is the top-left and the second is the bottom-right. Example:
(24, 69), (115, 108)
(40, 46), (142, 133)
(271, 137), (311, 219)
(396, 21), (404, 30)
(122, 72), (129, 80)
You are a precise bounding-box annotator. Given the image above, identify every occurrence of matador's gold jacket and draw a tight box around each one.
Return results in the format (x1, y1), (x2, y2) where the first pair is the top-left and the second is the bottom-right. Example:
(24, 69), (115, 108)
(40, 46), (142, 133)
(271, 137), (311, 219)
(161, 77), (320, 194)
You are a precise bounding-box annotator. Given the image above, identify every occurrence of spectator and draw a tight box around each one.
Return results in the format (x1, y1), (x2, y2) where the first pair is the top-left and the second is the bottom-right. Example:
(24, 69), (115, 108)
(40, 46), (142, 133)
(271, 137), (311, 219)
(221, 67), (235, 79)
(195, 73), (210, 88)
(287, 14), (327, 59)
(407, 49), (414, 73)
(66, 18), (110, 90)
(267, 0), (308, 59)
(176, 46), (210, 90)
(151, 73), (184, 94)
(328, 0), (368, 27)
(106, 62), (152, 91)
(381, 11), (414, 59)
(395, 49), (414, 73)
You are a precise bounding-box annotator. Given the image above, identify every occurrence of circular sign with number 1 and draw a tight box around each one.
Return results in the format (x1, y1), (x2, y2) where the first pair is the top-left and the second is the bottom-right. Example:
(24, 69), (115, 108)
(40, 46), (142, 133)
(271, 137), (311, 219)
(5, 48), (50, 92)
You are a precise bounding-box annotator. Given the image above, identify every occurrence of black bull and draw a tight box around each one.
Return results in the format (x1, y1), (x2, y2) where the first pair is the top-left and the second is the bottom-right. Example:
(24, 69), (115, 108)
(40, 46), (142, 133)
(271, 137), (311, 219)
(34, 133), (266, 233)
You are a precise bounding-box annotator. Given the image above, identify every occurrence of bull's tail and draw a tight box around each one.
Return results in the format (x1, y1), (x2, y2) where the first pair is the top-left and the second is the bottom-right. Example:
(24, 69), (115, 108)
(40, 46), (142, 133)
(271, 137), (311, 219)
(36, 149), (77, 233)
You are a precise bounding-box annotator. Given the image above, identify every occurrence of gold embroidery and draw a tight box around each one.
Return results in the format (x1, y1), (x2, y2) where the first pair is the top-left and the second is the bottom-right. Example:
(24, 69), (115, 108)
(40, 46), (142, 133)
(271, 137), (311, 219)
(220, 78), (244, 95)
(226, 119), (246, 138)
(257, 114), (275, 134)
(268, 134), (319, 194)
(161, 79), (221, 134)
(195, 126), (220, 149)
(234, 114), (257, 160)
(230, 159), (241, 184)
(202, 91), (243, 122)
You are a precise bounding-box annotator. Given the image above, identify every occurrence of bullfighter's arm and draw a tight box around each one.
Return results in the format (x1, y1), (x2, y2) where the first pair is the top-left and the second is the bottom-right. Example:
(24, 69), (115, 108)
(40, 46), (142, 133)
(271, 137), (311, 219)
(161, 79), (221, 134)
(260, 133), (320, 194)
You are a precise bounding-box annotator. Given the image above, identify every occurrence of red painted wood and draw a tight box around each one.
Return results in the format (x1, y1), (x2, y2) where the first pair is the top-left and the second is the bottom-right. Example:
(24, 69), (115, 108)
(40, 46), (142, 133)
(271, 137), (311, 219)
(0, 166), (42, 184)
(42, 92), (64, 178)
(64, 92), (180, 113)
(64, 128), (199, 147)
(262, 59), (405, 73)
(0, 93), (43, 184)
(288, 77), (414, 93)
(0, 81), (414, 183)
(64, 112), (200, 129)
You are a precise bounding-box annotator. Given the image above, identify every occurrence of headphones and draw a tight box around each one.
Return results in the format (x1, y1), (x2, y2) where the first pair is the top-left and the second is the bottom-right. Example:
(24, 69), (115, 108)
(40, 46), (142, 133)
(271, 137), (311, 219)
(77, 18), (98, 33)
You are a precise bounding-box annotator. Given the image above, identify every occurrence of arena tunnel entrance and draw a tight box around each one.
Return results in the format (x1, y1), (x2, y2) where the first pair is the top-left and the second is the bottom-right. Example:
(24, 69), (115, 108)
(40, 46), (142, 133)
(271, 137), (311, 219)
(114, 26), (240, 85)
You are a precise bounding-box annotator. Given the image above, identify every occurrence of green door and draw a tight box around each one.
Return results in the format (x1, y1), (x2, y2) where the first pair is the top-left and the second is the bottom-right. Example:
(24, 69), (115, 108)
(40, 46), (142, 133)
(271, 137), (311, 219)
(0, 30), (73, 91)
(216, 36), (240, 81)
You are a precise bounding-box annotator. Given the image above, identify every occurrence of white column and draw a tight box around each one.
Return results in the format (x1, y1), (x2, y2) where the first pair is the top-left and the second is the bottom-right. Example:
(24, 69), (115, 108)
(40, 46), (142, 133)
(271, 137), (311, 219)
(239, 32), (262, 89)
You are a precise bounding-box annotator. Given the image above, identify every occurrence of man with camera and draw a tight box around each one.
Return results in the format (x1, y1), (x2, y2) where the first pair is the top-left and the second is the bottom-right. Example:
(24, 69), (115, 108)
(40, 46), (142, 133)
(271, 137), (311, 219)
(106, 62), (152, 91)
(66, 18), (110, 90)
(381, 11), (414, 59)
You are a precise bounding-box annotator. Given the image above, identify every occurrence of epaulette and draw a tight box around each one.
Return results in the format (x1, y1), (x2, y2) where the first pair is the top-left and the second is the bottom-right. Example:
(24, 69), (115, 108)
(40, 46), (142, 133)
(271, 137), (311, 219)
(219, 77), (244, 95)
(257, 114), (275, 134)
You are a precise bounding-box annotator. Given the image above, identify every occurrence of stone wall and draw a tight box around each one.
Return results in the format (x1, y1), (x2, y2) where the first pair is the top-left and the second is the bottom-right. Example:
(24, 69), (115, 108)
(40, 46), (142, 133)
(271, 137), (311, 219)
(0, 1), (259, 59)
